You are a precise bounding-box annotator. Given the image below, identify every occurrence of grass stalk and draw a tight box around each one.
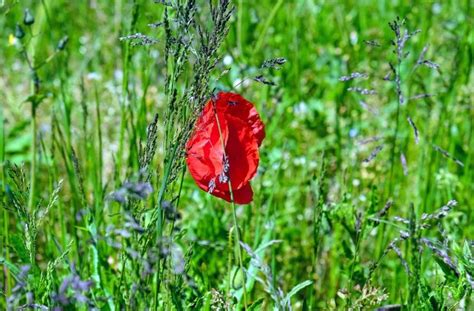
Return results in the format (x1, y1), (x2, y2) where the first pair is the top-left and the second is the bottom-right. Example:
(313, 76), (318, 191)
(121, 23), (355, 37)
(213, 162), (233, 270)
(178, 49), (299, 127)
(0, 100), (11, 295)
(388, 56), (403, 196)
(237, 0), (243, 57)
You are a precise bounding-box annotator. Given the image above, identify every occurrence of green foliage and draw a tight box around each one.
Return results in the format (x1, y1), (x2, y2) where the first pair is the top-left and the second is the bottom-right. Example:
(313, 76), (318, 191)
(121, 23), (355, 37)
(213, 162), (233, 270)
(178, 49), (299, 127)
(0, 0), (473, 310)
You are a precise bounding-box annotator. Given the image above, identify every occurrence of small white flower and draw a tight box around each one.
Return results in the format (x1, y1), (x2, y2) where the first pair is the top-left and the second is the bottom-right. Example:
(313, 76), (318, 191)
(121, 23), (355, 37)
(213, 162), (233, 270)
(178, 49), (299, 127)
(293, 101), (309, 116)
(350, 31), (358, 45)
(86, 72), (101, 81)
(223, 55), (233, 66)
(349, 128), (358, 138)
(432, 3), (442, 14)
(114, 70), (124, 81)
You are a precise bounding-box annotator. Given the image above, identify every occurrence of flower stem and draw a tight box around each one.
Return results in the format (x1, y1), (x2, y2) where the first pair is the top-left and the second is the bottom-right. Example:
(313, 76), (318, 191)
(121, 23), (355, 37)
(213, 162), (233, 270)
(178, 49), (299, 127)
(231, 198), (248, 310)
(213, 110), (248, 310)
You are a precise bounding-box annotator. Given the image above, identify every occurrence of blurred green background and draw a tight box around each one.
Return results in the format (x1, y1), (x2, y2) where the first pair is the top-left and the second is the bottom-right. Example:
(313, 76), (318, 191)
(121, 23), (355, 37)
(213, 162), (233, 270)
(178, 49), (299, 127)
(1, 0), (473, 309)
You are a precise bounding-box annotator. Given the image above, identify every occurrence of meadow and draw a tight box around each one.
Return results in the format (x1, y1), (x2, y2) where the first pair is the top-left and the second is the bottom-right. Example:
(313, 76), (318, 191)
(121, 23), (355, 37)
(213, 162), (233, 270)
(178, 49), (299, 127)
(1, 0), (473, 310)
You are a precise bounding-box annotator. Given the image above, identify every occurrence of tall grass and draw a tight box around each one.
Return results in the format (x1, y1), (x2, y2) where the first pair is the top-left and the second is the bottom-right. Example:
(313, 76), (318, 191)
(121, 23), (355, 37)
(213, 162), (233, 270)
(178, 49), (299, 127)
(0, 0), (473, 310)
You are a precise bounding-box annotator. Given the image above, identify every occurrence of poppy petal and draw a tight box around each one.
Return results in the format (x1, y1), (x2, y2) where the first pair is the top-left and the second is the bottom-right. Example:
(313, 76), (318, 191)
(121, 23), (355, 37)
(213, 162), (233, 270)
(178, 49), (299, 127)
(232, 183), (254, 204)
(222, 115), (259, 190)
(209, 182), (253, 204)
(186, 112), (228, 192)
(185, 92), (264, 204)
(216, 92), (266, 146)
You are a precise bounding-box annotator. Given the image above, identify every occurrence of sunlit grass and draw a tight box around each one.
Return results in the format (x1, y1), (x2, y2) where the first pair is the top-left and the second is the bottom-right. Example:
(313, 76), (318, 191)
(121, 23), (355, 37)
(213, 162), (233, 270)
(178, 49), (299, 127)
(0, 0), (473, 309)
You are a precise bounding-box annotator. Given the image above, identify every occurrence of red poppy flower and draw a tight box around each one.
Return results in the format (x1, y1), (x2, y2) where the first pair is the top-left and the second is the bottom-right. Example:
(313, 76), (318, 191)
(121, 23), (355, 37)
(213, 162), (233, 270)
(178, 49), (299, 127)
(186, 92), (265, 204)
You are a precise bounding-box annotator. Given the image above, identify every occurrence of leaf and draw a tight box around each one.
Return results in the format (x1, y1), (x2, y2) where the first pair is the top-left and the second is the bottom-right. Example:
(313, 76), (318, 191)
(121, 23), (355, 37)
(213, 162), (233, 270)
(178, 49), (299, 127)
(89, 244), (101, 287)
(462, 241), (472, 260)
(24, 93), (48, 109)
(233, 229), (273, 303)
(433, 256), (458, 282)
(248, 298), (265, 310)
(254, 240), (283, 254)
(341, 239), (353, 258)
(0, 256), (20, 277)
(283, 280), (312, 304)
(5, 133), (32, 153)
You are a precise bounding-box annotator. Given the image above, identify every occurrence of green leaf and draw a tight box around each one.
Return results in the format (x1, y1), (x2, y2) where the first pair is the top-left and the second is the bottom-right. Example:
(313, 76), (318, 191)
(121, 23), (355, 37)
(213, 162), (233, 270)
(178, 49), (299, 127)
(248, 298), (265, 310)
(433, 256), (458, 282)
(89, 244), (101, 287)
(0, 256), (20, 277)
(463, 241), (472, 260)
(255, 240), (282, 254)
(341, 239), (353, 258)
(24, 93), (48, 109)
(284, 280), (312, 304)
(5, 133), (32, 153)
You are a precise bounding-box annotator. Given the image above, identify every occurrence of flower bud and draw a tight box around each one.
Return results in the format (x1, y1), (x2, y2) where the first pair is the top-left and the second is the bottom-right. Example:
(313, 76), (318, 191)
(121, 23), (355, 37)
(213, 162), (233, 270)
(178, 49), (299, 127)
(57, 36), (69, 51)
(15, 23), (25, 39)
(23, 9), (35, 26)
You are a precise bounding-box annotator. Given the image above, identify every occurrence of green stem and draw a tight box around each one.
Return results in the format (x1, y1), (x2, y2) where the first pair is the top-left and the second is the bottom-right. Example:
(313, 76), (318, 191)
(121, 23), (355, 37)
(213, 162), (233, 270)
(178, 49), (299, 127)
(28, 105), (37, 265)
(231, 201), (248, 310)
(237, 0), (243, 57)
(94, 86), (103, 223)
(213, 111), (248, 310)
(1, 102), (11, 295)
(388, 59), (403, 196)
(252, 0), (284, 59)
(28, 106), (37, 214)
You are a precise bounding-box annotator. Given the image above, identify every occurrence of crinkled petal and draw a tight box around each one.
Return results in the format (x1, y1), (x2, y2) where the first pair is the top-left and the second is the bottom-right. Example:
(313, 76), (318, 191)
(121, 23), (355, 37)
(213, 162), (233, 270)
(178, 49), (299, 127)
(209, 182), (253, 204)
(216, 92), (265, 146)
(186, 92), (264, 205)
(186, 112), (228, 192)
(220, 115), (259, 191)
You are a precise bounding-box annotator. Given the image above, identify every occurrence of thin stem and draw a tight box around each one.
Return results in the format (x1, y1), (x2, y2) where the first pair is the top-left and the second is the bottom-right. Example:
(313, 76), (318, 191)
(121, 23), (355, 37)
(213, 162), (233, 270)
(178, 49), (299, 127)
(213, 110), (248, 310)
(19, 40), (39, 226)
(231, 201), (248, 310)
(388, 40), (404, 195)
(0, 102), (11, 295)
(117, 0), (138, 185)
(27, 105), (37, 265)
(227, 226), (234, 298)
(389, 84), (401, 195)
(94, 86), (103, 223)
(237, 0), (243, 53)
(252, 0), (284, 58)
(28, 106), (37, 215)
